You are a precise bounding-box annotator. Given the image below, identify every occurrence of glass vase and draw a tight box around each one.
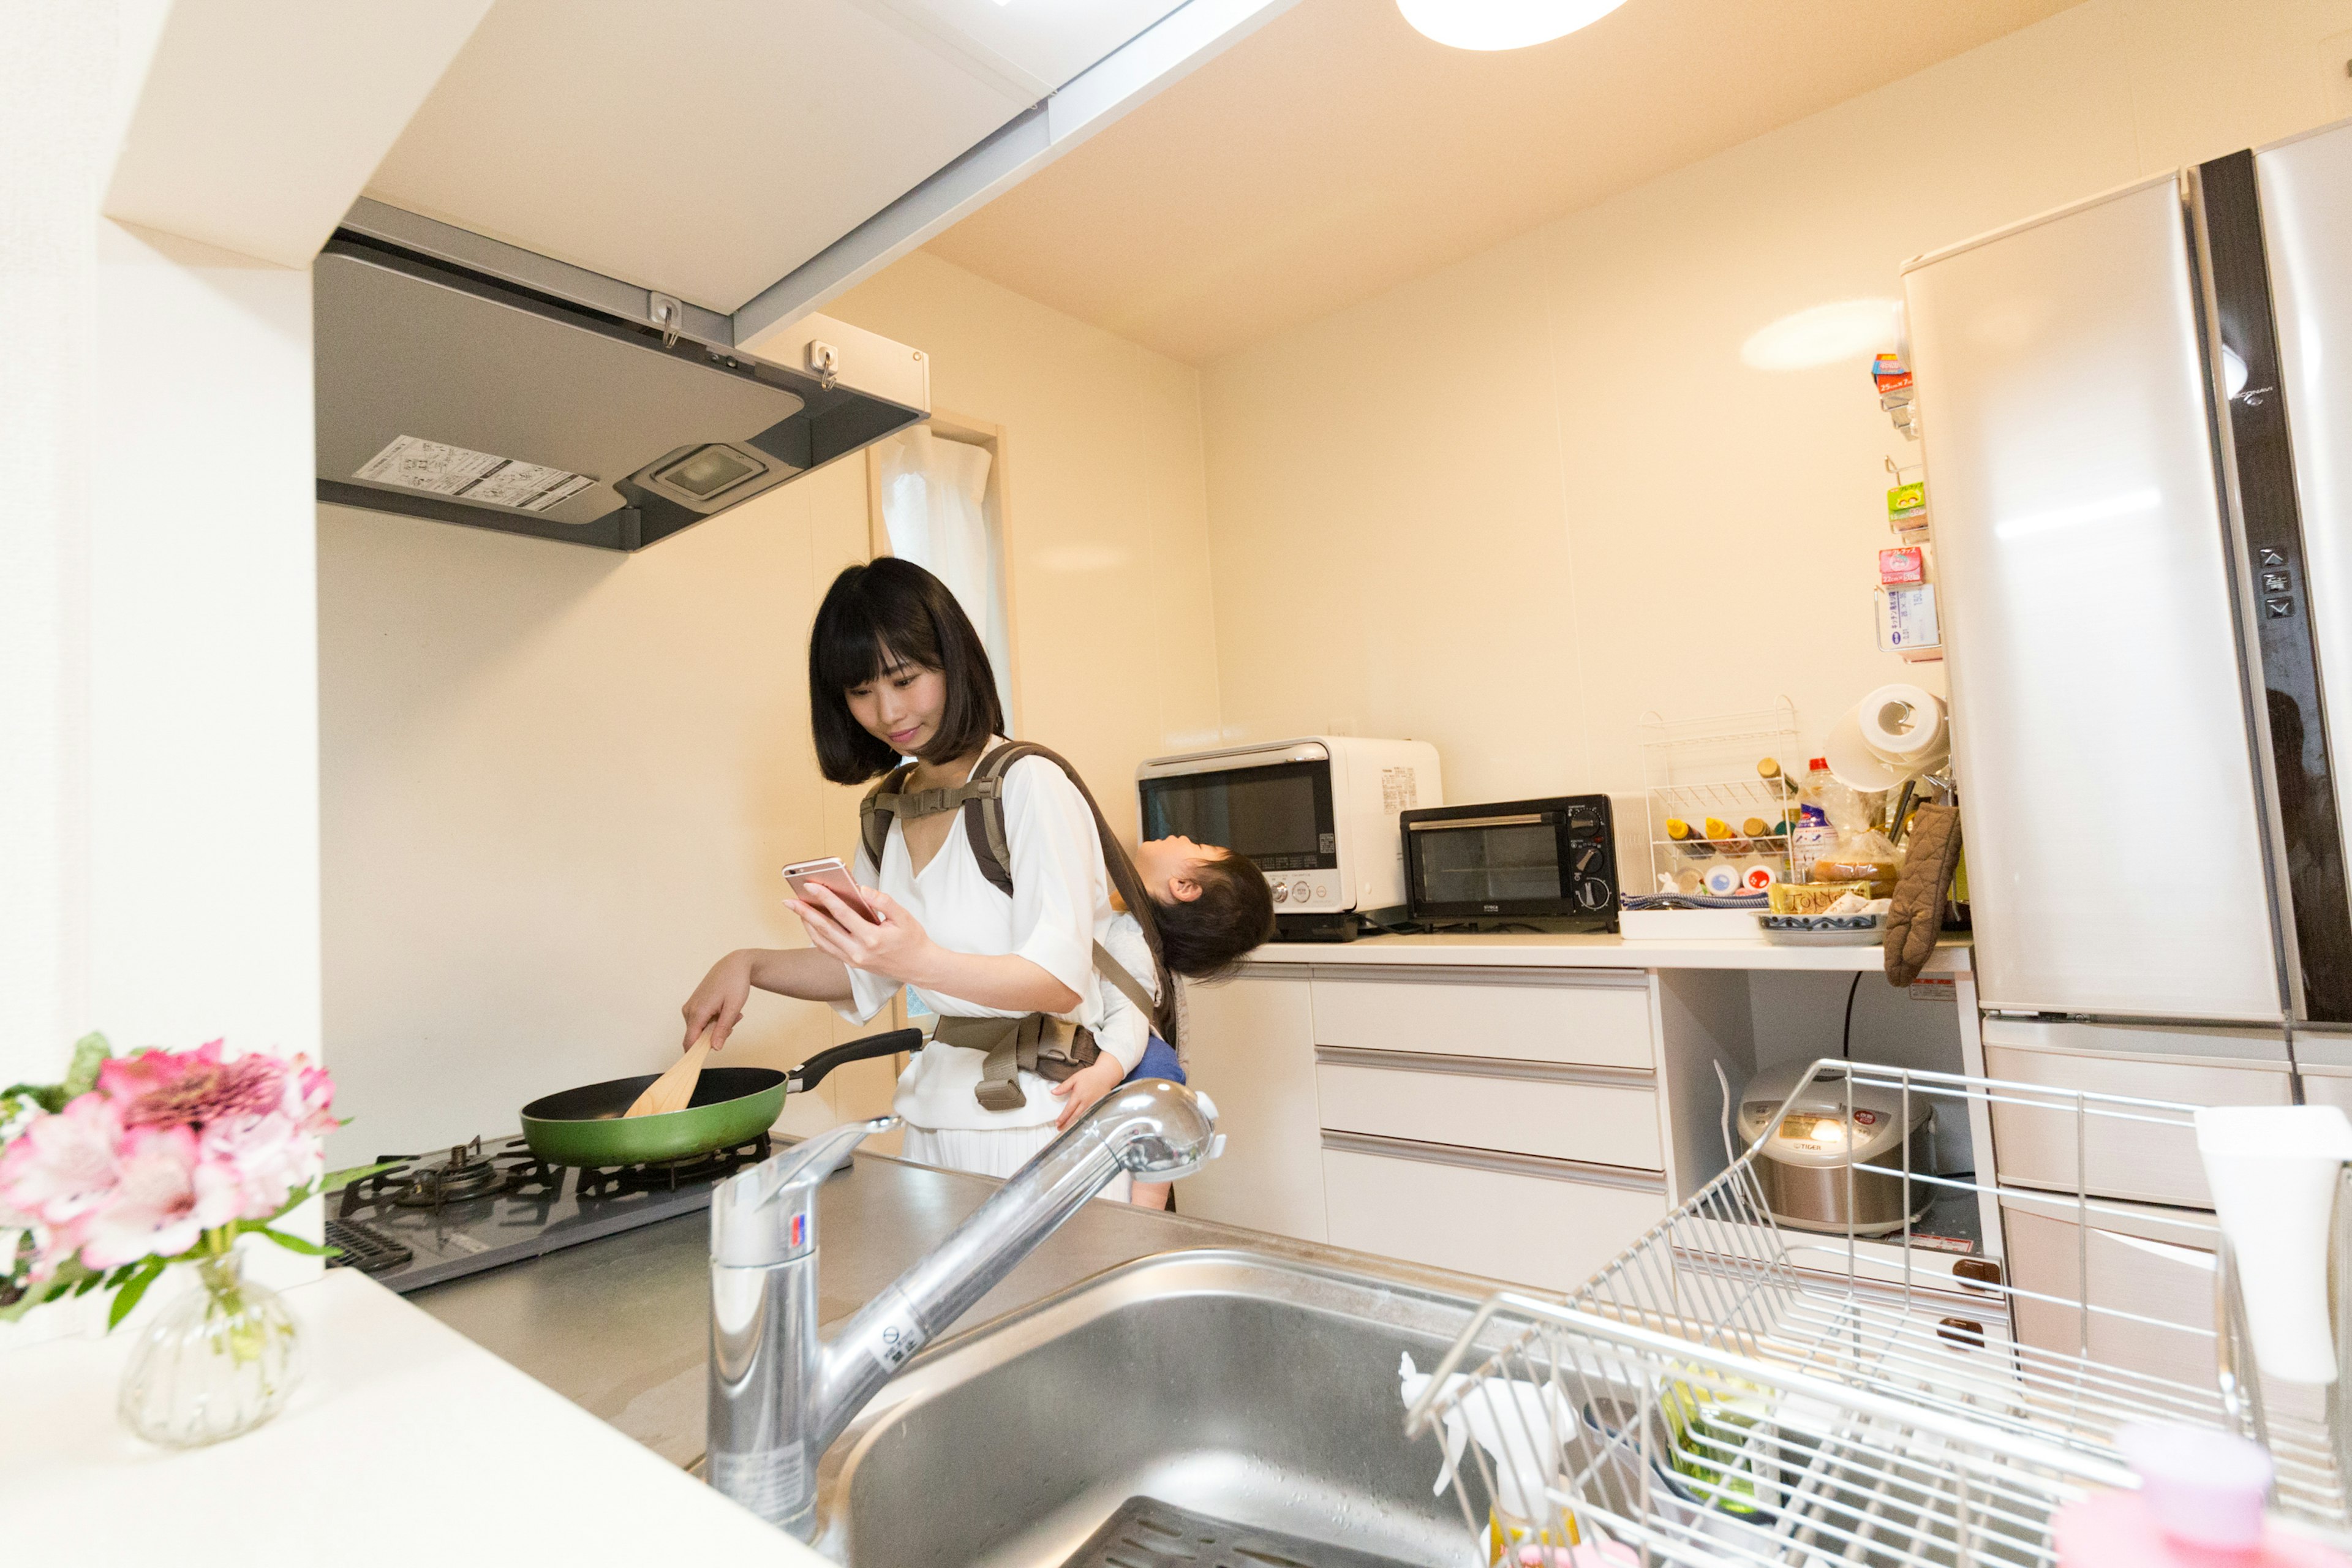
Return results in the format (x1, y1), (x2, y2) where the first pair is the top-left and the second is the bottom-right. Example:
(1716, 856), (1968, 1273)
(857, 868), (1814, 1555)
(118, 1249), (305, 1447)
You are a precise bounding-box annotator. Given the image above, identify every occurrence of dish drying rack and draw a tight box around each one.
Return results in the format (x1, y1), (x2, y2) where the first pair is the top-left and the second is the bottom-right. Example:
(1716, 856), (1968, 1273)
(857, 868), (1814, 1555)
(1404, 1061), (2352, 1568)
(1640, 701), (1800, 900)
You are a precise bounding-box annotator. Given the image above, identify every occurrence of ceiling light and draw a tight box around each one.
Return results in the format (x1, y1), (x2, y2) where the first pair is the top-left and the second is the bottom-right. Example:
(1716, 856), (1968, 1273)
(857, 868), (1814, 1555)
(1740, 298), (1903, 372)
(1397, 0), (1629, 51)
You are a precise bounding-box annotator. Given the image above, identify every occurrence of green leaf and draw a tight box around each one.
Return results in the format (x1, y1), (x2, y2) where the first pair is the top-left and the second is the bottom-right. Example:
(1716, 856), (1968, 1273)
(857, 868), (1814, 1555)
(61, 1033), (111, 1101)
(252, 1225), (335, 1258)
(321, 1161), (400, 1194)
(0, 1082), (66, 1115)
(106, 1259), (167, 1330)
(71, 1270), (104, 1298)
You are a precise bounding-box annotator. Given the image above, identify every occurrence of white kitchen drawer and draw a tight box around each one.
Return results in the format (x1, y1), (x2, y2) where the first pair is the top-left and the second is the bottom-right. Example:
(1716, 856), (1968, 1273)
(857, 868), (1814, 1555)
(1314, 1052), (1662, 1171)
(1322, 1137), (1667, 1291)
(2000, 1191), (2218, 1393)
(1981, 1018), (2290, 1208)
(1310, 965), (1653, 1071)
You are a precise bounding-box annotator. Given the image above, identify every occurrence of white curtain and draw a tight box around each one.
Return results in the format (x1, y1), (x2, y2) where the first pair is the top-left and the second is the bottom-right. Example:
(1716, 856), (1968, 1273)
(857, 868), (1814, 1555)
(876, 426), (1012, 724)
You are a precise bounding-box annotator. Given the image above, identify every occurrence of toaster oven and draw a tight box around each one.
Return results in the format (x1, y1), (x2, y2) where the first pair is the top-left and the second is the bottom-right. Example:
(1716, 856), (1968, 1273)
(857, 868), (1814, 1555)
(1400, 794), (1618, 929)
(1136, 736), (1443, 941)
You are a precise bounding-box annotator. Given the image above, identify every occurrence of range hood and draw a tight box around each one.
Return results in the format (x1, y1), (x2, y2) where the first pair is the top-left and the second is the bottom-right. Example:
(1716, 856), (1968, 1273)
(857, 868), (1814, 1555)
(314, 202), (927, 551)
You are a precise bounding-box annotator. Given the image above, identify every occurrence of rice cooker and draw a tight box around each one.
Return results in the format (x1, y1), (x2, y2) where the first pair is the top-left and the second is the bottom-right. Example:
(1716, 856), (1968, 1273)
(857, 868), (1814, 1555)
(1735, 1063), (1934, 1237)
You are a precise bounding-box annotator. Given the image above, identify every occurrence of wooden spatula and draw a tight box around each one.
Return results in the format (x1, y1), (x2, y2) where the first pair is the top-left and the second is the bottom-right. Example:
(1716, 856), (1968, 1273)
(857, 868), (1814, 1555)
(625, 1032), (713, 1118)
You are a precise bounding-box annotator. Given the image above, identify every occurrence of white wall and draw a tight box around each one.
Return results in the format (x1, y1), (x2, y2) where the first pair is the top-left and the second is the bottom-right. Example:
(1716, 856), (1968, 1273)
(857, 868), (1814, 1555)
(1198, 0), (2352, 811)
(4, 1), (479, 1344)
(318, 251), (1222, 1162)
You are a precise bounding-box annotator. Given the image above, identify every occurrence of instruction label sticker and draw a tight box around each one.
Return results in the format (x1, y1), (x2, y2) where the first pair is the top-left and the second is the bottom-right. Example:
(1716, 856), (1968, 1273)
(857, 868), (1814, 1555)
(1380, 766), (1420, 813)
(355, 435), (595, 513)
(1907, 976), (1956, 1003)
(865, 1287), (926, 1374)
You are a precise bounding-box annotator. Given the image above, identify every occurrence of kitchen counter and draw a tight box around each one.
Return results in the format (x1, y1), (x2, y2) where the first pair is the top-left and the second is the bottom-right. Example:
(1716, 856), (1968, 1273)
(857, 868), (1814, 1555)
(0, 1265), (824, 1567)
(1235, 930), (1971, 973)
(410, 1145), (1498, 1469)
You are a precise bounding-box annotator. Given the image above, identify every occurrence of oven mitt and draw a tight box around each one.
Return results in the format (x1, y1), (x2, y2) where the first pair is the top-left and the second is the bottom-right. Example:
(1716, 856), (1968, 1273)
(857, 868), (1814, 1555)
(1884, 803), (1961, 989)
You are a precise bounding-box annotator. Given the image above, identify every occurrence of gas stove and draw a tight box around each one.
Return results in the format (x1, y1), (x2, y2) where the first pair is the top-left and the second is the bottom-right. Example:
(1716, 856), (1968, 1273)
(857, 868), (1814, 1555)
(326, 1131), (772, 1293)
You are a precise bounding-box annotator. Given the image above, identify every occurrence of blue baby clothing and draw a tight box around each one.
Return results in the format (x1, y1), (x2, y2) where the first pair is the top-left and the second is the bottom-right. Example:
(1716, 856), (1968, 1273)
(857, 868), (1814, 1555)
(1121, 1033), (1186, 1086)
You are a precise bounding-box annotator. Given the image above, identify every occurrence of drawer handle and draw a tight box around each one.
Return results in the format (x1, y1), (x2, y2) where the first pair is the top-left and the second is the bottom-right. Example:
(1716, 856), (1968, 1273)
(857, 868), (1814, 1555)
(1314, 1045), (1653, 1087)
(1321, 1129), (1667, 1194)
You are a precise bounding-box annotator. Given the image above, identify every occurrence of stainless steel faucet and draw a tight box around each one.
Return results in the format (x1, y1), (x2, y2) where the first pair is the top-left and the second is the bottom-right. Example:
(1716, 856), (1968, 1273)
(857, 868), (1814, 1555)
(705, 1078), (1221, 1538)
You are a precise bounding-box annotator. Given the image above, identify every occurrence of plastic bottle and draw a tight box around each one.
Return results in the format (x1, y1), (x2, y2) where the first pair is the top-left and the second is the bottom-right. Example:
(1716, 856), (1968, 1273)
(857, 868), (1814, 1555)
(2054, 1425), (2348, 1568)
(1790, 758), (1835, 882)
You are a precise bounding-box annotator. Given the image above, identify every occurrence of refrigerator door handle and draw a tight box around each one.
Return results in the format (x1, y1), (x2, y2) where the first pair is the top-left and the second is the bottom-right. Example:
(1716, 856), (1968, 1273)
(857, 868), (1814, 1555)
(2193, 151), (2352, 1026)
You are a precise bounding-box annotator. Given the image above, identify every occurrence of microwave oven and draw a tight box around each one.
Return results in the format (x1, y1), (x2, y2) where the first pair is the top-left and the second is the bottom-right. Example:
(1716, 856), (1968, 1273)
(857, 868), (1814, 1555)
(1136, 737), (1443, 941)
(1400, 794), (1618, 929)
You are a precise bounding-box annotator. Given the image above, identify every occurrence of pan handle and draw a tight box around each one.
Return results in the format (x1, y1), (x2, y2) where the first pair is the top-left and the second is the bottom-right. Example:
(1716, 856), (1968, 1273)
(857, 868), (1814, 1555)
(788, 1028), (922, 1095)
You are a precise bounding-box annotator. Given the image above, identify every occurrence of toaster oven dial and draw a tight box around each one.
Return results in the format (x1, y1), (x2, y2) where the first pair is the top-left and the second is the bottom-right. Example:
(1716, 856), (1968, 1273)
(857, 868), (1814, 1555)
(1291, 880), (1312, 903)
(1574, 876), (1613, 913)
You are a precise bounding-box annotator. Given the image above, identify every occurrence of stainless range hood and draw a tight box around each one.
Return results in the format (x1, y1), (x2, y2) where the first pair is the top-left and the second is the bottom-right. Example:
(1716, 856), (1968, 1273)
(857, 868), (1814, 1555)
(314, 202), (927, 551)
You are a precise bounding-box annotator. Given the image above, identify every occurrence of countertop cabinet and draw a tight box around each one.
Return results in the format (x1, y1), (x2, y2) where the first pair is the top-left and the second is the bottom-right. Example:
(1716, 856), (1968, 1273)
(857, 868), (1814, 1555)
(1178, 960), (1691, 1286)
(1180, 970), (1328, 1242)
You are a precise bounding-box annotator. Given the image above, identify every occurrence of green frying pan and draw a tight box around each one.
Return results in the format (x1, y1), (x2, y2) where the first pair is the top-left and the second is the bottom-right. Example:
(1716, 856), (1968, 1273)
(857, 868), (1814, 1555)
(518, 1027), (918, 1166)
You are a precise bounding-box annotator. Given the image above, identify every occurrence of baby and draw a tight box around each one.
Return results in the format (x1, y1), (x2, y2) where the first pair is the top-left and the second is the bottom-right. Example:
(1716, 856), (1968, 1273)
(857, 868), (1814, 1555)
(1055, 834), (1275, 1208)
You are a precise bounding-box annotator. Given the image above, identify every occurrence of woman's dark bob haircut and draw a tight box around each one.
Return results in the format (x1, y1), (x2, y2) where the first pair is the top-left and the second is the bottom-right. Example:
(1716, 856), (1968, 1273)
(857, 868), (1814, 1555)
(810, 557), (1003, 783)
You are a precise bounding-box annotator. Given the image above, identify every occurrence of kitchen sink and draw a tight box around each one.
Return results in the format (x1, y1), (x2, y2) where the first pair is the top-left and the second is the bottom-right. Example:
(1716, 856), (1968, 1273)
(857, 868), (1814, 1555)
(806, 1249), (1498, 1568)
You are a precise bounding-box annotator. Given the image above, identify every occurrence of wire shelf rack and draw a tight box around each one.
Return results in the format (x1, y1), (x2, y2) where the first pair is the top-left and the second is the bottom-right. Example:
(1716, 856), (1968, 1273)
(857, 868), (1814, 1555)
(1403, 1061), (2352, 1568)
(1640, 703), (1800, 899)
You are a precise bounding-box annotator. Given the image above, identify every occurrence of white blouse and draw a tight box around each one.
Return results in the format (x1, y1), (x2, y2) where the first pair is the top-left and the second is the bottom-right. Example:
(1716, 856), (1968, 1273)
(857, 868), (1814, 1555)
(837, 748), (1144, 1131)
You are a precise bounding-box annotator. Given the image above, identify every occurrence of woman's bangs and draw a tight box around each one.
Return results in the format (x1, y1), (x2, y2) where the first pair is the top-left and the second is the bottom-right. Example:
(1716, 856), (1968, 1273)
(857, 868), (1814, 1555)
(813, 581), (940, 694)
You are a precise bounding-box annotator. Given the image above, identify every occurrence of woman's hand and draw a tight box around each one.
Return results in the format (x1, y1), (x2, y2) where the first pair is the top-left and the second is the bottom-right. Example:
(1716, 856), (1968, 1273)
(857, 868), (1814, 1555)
(789, 884), (937, 987)
(1049, 1055), (1128, 1131)
(684, 950), (755, 1051)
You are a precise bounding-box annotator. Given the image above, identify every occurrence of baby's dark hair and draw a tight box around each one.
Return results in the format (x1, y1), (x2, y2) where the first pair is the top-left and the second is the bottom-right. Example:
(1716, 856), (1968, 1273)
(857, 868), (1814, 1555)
(1152, 850), (1276, 981)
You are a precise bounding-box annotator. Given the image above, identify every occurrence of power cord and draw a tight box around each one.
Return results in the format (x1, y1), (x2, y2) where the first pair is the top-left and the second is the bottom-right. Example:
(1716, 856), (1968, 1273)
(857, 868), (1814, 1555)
(1842, 971), (1863, 1060)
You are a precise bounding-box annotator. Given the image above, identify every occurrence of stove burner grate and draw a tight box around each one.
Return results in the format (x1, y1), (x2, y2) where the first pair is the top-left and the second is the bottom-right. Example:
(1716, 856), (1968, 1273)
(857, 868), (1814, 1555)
(323, 1216), (415, 1276)
(573, 1133), (772, 1199)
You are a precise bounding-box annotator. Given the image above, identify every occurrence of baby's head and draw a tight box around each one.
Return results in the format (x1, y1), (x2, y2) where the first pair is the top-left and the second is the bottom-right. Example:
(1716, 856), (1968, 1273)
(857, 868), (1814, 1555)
(1133, 835), (1276, 980)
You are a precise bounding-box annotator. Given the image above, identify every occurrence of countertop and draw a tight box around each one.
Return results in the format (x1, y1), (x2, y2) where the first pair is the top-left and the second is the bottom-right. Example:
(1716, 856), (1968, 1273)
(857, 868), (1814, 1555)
(0, 1267), (827, 1567)
(409, 1145), (1499, 1469)
(1235, 930), (1973, 974)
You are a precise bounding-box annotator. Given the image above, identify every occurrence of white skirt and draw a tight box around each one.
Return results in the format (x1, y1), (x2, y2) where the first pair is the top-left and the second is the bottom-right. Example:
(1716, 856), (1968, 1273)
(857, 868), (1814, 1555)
(900, 1122), (1132, 1204)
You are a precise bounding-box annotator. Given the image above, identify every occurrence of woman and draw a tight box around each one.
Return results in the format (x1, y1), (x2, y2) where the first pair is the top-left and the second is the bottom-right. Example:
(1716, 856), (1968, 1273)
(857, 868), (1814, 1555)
(680, 559), (1140, 1188)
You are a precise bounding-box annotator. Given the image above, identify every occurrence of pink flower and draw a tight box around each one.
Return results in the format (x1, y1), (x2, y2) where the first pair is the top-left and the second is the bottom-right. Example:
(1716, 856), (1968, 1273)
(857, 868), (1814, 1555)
(100, 1039), (287, 1131)
(75, 1125), (240, 1268)
(200, 1110), (320, 1220)
(0, 1094), (124, 1227)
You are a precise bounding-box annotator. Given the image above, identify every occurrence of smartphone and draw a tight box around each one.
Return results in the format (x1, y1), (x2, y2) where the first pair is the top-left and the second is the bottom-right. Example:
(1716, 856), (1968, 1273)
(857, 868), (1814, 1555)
(782, 857), (880, 923)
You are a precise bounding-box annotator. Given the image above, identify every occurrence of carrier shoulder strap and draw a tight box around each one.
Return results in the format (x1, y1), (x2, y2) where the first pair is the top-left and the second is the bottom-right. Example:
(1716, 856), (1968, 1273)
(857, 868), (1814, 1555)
(857, 762), (918, 872)
(971, 742), (1180, 1049)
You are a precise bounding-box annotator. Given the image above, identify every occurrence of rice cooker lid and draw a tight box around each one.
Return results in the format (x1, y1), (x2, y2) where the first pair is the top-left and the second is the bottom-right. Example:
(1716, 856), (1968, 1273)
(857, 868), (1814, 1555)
(1736, 1063), (1929, 1168)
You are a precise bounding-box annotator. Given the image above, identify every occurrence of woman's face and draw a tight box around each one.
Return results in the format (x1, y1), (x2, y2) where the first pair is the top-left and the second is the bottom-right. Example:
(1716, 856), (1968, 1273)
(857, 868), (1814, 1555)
(845, 653), (948, 756)
(1134, 835), (1227, 903)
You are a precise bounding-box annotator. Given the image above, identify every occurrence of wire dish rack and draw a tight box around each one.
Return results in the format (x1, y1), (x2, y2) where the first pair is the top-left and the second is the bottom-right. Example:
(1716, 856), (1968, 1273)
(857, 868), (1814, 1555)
(1403, 1061), (2352, 1568)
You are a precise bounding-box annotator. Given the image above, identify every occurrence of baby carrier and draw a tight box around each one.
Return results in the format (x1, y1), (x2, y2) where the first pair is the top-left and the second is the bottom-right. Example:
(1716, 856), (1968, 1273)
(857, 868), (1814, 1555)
(859, 741), (1177, 1112)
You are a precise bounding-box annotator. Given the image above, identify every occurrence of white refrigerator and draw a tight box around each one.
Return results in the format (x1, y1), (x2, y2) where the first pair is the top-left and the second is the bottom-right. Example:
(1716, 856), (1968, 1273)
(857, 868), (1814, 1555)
(1904, 119), (2352, 1352)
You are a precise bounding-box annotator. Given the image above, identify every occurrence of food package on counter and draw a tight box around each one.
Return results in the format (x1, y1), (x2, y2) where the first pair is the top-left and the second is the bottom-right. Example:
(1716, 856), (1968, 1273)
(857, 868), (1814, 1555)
(1811, 843), (1902, 900)
(1770, 881), (1872, 914)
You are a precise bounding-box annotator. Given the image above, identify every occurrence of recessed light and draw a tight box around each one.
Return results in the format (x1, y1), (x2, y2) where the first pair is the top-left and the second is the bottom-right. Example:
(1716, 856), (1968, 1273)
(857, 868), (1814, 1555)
(1397, 0), (1629, 51)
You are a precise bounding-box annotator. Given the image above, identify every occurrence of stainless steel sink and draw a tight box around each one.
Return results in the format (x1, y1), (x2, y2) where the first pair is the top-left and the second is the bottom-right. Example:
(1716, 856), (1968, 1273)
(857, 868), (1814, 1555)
(808, 1249), (1494, 1568)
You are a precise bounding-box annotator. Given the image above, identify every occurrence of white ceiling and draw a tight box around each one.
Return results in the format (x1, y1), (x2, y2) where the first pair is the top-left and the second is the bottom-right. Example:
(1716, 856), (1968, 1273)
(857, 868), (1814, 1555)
(363, 0), (1189, 311)
(920, 0), (2085, 364)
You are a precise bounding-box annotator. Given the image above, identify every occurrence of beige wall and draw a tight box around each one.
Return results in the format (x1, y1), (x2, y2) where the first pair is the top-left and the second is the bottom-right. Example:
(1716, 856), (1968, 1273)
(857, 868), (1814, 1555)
(1198, 0), (2352, 816)
(319, 252), (1219, 1162)
(827, 251), (1224, 840)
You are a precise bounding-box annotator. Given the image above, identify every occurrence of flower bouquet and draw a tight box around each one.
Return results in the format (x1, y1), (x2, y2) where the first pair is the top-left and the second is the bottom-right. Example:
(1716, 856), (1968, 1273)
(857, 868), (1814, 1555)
(0, 1033), (364, 1447)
